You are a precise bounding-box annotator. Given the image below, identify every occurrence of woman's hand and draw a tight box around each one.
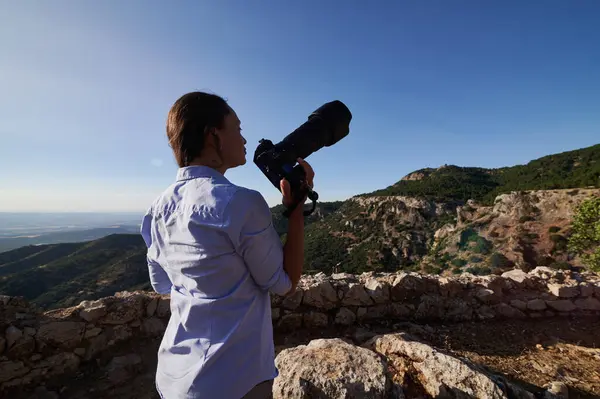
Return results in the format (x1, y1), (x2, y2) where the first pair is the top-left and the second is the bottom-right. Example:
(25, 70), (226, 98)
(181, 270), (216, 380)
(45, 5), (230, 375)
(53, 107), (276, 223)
(280, 158), (315, 209)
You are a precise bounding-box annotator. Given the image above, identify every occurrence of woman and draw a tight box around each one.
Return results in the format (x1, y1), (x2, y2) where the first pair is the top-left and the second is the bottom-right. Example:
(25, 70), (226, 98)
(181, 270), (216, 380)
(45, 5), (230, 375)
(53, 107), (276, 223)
(140, 92), (313, 398)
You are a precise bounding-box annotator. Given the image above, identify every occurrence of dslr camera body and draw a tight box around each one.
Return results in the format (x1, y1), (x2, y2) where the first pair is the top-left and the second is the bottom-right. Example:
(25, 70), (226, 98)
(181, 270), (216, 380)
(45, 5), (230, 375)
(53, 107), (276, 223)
(253, 100), (352, 217)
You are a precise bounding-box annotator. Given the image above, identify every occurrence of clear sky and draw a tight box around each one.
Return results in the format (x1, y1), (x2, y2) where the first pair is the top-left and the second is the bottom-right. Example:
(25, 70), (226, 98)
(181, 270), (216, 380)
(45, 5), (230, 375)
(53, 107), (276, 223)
(1, 1), (599, 212)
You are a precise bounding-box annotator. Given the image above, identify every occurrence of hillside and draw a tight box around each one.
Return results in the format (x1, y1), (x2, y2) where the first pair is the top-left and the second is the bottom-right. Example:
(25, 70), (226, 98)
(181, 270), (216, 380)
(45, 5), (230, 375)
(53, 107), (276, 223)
(366, 143), (600, 203)
(0, 234), (150, 309)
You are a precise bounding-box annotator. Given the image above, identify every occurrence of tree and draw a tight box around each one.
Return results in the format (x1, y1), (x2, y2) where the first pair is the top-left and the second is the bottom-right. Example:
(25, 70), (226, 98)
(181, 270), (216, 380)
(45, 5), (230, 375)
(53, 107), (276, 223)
(568, 197), (600, 272)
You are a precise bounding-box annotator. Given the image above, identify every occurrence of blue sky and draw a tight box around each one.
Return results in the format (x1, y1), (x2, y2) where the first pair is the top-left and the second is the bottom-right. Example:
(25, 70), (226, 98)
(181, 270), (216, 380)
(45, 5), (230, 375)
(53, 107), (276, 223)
(1, 1), (599, 212)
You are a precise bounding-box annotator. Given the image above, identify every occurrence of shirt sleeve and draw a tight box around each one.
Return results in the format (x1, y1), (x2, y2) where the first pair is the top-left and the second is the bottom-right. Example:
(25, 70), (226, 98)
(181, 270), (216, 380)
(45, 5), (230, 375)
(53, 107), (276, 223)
(224, 188), (292, 296)
(140, 210), (173, 295)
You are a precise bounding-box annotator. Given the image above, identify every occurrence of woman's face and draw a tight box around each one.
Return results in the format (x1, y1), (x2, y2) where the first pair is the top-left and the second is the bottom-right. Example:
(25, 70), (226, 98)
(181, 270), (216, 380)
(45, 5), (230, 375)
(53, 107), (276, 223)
(215, 107), (247, 169)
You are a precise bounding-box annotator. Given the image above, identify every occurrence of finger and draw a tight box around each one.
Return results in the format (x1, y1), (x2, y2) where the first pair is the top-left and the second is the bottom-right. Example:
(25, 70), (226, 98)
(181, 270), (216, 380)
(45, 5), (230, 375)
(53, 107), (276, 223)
(280, 178), (291, 199)
(297, 158), (315, 183)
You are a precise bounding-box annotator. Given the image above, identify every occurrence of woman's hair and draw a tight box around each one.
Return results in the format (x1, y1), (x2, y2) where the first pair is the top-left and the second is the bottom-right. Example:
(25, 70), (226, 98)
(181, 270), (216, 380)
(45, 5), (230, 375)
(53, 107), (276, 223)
(166, 91), (231, 167)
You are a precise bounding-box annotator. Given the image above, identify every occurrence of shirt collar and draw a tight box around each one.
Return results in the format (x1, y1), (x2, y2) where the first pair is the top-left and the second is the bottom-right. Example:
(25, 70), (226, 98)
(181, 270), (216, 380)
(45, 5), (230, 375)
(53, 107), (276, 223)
(176, 166), (230, 183)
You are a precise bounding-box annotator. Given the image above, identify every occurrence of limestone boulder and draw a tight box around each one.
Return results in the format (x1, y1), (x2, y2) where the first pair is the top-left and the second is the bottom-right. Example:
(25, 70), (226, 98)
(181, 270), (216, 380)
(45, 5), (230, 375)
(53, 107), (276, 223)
(274, 338), (394, 398)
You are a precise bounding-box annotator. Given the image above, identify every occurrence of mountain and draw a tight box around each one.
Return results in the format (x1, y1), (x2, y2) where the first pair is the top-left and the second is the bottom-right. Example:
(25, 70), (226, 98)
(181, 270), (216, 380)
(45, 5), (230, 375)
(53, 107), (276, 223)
(0, 234), (149, 309)
(1, 143), (599, 308)
(365, 143), (600, 203)
(0, 225), (141, 253)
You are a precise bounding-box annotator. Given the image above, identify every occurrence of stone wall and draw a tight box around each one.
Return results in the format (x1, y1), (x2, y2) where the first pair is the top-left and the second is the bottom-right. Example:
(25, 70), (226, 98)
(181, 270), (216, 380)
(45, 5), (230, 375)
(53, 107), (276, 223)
(1, 266), (599, 394)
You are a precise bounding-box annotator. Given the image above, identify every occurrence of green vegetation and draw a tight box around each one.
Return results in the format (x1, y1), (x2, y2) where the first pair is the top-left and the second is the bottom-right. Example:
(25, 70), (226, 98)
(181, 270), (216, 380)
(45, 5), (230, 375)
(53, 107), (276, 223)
(465, 266), (492, 275)
(458, 228), (493, 254)
(362, 144), (600, 204)
(568, 196), (600, 271)
(489, 252), (512, 269)
(0, 234), (148, 309)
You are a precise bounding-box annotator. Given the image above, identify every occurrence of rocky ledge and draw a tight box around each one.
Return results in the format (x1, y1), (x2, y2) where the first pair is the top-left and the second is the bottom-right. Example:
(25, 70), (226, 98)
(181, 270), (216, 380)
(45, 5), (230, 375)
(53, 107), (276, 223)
(274, 333), (541, 399)
(1, 266), (599, 396)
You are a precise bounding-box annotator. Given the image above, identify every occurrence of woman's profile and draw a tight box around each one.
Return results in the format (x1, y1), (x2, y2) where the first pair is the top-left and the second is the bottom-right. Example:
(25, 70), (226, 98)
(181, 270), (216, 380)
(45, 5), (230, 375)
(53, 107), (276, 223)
(140, 91), (312, 399)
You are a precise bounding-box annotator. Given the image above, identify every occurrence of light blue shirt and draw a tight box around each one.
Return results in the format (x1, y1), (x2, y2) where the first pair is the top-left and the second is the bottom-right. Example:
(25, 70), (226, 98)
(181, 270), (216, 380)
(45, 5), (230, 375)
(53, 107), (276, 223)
(140, 165), (292, 399)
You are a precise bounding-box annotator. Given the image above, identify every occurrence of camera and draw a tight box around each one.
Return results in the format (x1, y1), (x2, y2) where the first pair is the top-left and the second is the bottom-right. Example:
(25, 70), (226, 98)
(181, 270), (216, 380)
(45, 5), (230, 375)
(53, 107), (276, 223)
(253, 100), (352, 217)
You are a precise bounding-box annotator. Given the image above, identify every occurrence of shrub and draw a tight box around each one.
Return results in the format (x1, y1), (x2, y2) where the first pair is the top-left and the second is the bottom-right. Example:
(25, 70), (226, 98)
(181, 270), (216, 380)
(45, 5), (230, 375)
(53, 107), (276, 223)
(568, 197), (600, 272)
(489, 252), (512, 269)
(451, 258), (467, 267)
(549, 261), (570, 270)
(550, 234), (568, 252)
(465, 266), (492, 276)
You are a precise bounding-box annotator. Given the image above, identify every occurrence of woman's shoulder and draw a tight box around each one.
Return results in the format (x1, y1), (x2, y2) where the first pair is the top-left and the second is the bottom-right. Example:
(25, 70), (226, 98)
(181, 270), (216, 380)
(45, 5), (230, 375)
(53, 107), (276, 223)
(222, 183), (270, 212)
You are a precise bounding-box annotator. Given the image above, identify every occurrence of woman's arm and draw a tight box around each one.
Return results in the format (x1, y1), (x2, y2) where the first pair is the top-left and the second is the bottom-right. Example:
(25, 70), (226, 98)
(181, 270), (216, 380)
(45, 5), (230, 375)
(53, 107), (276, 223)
(282, 206), (304, 293)
(280, 157), (314, 294)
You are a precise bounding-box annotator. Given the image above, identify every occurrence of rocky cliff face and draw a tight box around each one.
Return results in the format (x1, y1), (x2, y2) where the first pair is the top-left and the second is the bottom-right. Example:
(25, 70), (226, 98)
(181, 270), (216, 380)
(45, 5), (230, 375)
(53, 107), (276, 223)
(305, 188), (600, 276)
(1, 267), (599, 398)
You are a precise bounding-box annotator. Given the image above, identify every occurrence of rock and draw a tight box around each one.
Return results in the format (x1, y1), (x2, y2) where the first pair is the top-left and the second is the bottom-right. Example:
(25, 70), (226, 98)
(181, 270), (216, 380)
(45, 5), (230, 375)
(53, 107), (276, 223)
(574, 297), (600, 310)
(391, 273), (428, 301)
(24, 327), (36, 336)
(502, 269), (529, 285)
(8, 334), (36, 357)
(331, 273), (356, 281)
(476, 305), (496, 320)
(84, 327), (103, 339)
(365, 332), (533, 399)
(110, 325), (133, 344)
(389, 303), (412, 319)
(527, 299), (547, 311)
(146, 297), (158, 317)
(510, 299), (528, 311)
(494, 303), (526, 319)
(341, 283), (373, 306)
(474, 288), (500, 304)
(106, 354), (142, 385)
(444, 299), (473, 321)
(35, 352), (80, 380)
(74, 347), (86, 357)
(282, 289), (303, 310)
(272, 308), (281, 320)
(579, 283), (595, 297)
(438, 277), (463, 297)
(351, 328), (377, 344)
(156, 298), (171, 317)
(334, 308), (356, 325)
(142, 317), (166, 336)
(85, 334), (108, 361)
(548, 284), (579, 298)
(278, 314), (303, 331)
(274, 338), (391, 398)
(364, 279), (390, 304)
(0, 337), (5, 355)
(358, 304), (389, 321)
(529, 267), (560, 280)
(5, 325), (23, 348)
(302, 280), (338, 309)
(546, 300), (576, 312)
(415, 295), (446, 320)
(30, 386), (60, 399)
(37, 321), (85, 349)
(544, 381), (569, 398)
(303, 312), (328, 328)
(79, 300), (107, 322)
(0, 360), (29, 383)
